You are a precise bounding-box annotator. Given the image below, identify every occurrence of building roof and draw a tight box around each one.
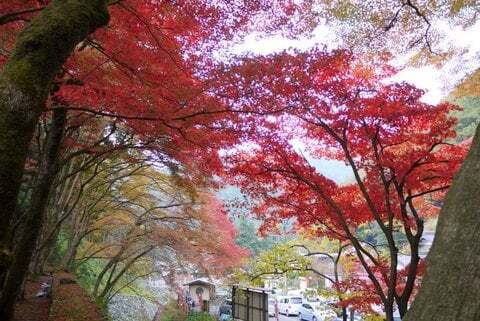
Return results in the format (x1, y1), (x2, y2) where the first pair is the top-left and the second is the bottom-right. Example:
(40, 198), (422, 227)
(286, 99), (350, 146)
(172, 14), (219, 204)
(184, 279), (215, 287)
(233, 285), (274, 293)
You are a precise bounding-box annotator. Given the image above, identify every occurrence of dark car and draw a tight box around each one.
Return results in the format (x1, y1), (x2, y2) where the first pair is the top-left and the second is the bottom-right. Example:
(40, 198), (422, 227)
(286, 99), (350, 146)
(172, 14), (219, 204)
(219, 299), (233, 320)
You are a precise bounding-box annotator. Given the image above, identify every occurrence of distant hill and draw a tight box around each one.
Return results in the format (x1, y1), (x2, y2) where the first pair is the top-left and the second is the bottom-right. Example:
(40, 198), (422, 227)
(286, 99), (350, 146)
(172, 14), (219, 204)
(217, 186), (292, 257)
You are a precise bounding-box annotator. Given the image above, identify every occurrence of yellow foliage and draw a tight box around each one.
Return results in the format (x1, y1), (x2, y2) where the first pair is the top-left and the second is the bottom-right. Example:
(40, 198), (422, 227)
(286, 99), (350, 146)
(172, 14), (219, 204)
(451, 68), (480, 98)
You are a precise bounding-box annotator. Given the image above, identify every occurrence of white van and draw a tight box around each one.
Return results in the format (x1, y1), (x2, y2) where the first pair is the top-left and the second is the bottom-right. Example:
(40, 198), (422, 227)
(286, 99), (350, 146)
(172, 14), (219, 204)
(278, 296), (303, 316)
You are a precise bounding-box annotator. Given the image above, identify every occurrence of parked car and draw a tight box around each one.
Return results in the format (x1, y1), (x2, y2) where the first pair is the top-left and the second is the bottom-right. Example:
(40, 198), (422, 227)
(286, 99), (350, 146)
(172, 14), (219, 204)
(219, 299), (232, 321)
(219, 299), (232, 312)
(278, 296), (303, 316)
(304, 297), (325, 310)
(298, 303), (337, 321)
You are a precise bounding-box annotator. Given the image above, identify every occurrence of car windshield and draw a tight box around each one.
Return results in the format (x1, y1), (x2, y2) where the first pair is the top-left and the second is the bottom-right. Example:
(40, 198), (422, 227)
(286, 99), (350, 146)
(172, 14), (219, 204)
(290, 298), (302, 304)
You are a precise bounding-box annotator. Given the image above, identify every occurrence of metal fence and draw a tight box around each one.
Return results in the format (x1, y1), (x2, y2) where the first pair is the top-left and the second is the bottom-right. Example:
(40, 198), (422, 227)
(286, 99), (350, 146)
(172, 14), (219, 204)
(232, 287), (268, 321)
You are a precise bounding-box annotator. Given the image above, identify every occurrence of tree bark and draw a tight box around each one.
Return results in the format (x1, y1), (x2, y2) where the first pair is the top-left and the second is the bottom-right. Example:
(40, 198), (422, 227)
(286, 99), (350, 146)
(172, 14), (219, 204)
(97, 246), (154, 302)
(0, 108), (67, 321)
(60, 230), (81, 271)
(341, 307), (347, 321)
(404, 124), (480, 321)
(0, 0), (109, 275)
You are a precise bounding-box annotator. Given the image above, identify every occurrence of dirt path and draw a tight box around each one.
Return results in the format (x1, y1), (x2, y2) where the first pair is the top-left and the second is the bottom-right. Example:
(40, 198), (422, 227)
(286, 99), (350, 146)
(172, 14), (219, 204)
(13, 275), (52, 321)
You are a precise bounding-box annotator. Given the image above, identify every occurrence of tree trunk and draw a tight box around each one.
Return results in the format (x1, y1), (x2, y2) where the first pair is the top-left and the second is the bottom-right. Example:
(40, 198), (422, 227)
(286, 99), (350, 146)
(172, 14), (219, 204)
(0, 0), (109, 277)
(384, 305), (394, 321)
(404, 125), (480, 321)
(60, 231), (81, 271)
(0, 108), (67, 321)
(341, 307), (347, 321)
(97, 246), (153, 302)
(93, 247), (126, 299)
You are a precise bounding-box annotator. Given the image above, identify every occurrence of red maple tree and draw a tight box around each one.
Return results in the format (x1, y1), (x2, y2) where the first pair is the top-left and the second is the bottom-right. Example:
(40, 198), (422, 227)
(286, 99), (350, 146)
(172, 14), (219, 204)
(219, 50), (467, 321)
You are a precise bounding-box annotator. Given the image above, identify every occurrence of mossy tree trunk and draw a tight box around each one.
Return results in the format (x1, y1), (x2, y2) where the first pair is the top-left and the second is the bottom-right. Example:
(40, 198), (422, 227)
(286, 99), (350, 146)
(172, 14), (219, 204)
(404, 124), (480, 321)
(0, 108), (67, 320)
(0, 0), (109, 286)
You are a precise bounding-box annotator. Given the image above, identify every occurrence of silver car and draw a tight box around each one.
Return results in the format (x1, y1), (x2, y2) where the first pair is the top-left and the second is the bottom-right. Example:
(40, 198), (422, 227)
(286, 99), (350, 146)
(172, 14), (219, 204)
(298, 303), (337, 321)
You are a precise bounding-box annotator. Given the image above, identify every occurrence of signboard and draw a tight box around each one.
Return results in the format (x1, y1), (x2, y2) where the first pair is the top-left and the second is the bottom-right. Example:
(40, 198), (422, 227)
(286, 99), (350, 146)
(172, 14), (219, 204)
(232, 286), (269, 321)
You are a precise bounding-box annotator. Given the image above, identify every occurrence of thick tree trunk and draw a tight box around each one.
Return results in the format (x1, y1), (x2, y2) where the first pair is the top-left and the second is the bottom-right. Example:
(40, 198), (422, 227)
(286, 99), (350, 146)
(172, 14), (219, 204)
(0, 0), (109, 276)
(404, 125), (480, 321)
(384, 305), (394, 321)
(0, 108), (67, 321)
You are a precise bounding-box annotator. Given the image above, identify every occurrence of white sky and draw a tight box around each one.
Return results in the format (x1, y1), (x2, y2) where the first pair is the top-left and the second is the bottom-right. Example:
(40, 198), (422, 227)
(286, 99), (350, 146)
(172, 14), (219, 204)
(392, 21), (480, 103)
(231, 21), (480, 105)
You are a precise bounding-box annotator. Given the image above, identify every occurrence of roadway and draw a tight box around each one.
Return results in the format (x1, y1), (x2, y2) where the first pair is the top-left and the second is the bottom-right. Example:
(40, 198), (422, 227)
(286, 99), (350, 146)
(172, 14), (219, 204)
(269, 314), (300, 321)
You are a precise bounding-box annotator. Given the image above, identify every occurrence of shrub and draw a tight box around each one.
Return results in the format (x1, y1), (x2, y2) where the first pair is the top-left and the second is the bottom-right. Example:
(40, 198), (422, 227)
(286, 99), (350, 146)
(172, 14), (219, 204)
(186, 312), (216, 321)
(160, 300), (188, 321)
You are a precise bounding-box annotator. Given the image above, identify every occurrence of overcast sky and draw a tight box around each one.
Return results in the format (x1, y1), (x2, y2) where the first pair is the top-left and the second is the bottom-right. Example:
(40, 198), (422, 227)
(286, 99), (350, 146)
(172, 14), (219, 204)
(232, 21), (480, 105)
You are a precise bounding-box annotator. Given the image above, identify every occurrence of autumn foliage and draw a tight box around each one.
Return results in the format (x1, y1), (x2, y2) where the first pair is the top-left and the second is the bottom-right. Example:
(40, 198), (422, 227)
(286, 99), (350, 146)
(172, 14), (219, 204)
(218, 50), (467, 317)
(0, 1), (473, 321)
(0, 0), (311, 179)
(1, 1), (269, 318)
